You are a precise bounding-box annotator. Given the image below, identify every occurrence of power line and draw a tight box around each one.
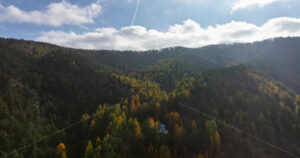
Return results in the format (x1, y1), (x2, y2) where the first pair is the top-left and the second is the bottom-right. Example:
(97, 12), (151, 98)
(1, 113), (97, 158)
(179, 102), (300, 158)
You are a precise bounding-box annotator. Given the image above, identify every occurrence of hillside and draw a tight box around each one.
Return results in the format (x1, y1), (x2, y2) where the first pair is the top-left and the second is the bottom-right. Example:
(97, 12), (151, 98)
(0, 37), (300, 158)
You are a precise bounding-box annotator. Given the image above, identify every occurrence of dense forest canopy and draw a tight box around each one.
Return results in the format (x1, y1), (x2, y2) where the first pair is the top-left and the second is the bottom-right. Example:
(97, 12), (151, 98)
(0, 37), (300, 158)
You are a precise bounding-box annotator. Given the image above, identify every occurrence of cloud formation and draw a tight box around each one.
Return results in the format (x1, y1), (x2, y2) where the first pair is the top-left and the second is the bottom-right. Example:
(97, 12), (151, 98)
(0, 1), (101, 26)
(232, 0), (280, 11)
(36, 17), (300, 50)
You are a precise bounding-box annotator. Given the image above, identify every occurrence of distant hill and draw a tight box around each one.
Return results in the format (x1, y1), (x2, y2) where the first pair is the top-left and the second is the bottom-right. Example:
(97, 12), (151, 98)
(0, 37), (300, 158)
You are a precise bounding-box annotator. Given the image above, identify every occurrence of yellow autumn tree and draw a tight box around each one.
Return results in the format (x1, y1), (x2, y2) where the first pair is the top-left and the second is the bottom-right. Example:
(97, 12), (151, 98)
(214, 131), (221, 153)
(133, 118), (142, 139)
(167, 112), (180, 130)
(56, 142), (68, 158)
(174, 124), (183, 139)
(81, 113), (90, 130)
(130, 99), (136, 114)
(84, 140), (94, 158)
(155, 102), (160, 118)
(135, 94), (141, 108)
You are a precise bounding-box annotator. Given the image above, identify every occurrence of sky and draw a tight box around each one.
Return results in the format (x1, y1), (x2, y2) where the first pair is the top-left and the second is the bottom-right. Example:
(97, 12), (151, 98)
(1, 0), (300, 50)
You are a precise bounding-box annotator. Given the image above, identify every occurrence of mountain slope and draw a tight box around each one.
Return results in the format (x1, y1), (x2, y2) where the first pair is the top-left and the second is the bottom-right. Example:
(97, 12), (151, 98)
(1, 37), (300, 158)
(182, 65), (300, 157)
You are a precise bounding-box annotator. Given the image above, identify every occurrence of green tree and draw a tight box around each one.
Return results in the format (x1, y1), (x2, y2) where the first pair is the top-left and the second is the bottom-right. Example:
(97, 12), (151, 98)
(84, 140), (94, 158)
(205, 120), (217, 136)
(95, 137), (101, 158)
(159, 145), (171, 158)
(192, 120), (197, 135)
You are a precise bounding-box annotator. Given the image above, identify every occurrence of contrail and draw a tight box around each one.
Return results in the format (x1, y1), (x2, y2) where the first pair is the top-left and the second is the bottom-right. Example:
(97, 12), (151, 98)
(131, 0), (140, 26)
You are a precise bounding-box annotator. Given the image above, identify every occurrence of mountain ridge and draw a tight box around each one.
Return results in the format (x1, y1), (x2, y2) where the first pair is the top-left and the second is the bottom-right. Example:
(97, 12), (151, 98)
(1, 37), (300, 158)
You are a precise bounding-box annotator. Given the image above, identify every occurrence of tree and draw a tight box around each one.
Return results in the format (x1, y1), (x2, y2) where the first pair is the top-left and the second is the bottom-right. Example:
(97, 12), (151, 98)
(56, 142), (68, 158)
(84, 140), (94, 158)
(102, 134), (113, 152)
(95, 137), (101, 158)
(90, 119), (96, 129)
(167, 112), (180, 130)
(214, 131), (221, 153)
(192, 120), (197, 135)
(130, 99), (136, 114)
(159, 145), (171, 158)
(155, 103), (160, 119)
(124, 98), (128, 106)
(147, 142), (154, 158)
(174, 124), (183, 139)
(205, 120), (217, 136)
(133, 118), (142, 139)
(147, 117), (155, 129)
(197, 154), (205, 158)
(81, 113), (90, 130)
(205, 120), (219, 156)
(135, 94), (141, 108)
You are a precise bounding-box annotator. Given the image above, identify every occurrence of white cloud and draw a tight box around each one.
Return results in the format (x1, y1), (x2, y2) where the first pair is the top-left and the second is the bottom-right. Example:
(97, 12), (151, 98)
(232, 0), (280, 12)
(0, 1), (101, 27)
(36, 17), (300, 50)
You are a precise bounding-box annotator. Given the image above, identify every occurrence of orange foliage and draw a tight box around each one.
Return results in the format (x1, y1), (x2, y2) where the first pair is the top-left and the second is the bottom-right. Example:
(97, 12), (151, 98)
(56, 142), (68, 158)
(174, 124), (183, 139)
(90, 119), (95, 129)
(148, 117), (155, 128)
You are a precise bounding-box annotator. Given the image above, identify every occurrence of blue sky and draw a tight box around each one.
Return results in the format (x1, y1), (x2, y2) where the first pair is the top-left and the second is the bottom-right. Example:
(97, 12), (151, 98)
(1, 0), (300, 50)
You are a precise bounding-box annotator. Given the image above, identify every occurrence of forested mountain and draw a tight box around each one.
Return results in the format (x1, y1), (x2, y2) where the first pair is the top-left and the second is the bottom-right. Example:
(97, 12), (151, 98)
(0, 37), (300, 158)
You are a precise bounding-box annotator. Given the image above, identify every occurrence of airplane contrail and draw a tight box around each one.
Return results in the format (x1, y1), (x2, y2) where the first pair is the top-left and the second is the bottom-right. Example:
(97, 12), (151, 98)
(131, 0), (140, 26)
